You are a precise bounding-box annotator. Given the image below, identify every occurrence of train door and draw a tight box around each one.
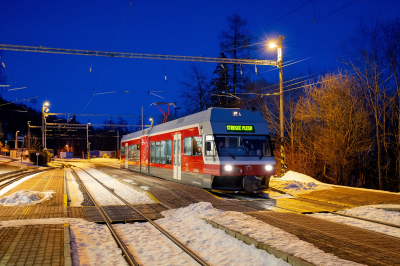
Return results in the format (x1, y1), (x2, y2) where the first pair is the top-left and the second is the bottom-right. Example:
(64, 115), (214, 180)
(173, 134), (181, 180)
(125, 143), (128, 169)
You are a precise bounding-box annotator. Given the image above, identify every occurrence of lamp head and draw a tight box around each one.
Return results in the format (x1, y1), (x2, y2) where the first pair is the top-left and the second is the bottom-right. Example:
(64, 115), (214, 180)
(149, 118), (153, 121)
(43, 101), (50, 106)
(269, 43), (278, 48)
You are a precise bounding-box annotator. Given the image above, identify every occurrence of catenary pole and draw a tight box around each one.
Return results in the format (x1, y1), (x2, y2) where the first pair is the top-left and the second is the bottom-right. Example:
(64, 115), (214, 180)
(278, 35), (285, 177)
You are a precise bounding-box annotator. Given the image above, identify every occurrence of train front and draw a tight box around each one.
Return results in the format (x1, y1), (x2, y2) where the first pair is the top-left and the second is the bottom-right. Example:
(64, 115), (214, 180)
(203, 109), (276, 192)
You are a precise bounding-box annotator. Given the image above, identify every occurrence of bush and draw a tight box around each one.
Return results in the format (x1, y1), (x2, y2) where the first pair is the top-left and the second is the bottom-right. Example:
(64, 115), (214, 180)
(29, 150), (53, 166)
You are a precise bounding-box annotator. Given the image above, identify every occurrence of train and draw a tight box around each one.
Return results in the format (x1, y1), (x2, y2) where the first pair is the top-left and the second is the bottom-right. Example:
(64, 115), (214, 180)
(120, 107), (276, 192)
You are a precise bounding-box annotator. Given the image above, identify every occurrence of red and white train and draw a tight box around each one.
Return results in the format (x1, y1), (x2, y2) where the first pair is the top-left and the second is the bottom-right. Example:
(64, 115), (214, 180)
(120, 108), (276, 191)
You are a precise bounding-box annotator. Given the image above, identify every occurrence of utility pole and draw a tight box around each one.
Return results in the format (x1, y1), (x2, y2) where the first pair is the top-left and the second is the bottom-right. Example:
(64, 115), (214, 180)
(27, 121), (31, 153)
(87, 122), (90, 160)
(278, 35), (285, 177)
(141, 106), (143, 131)
(15, 131), (19, 149)
(117, 129), (119, 151)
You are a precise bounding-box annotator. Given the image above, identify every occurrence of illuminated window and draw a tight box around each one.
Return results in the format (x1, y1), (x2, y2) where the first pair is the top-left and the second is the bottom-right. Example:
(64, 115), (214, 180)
(233, 111), (241, 116)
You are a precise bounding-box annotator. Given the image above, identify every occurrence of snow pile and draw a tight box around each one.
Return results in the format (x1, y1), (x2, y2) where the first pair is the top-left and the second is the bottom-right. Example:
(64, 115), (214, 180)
(277, 170), (323, 184)
(0, 190), (55, 206)
(76, 165), (154, 204)
(191, 203), (361, 266)
(338, 206), (400, 226)
(140, 186), (149, 191)
(273, 180), (331, 195)
(309, 212), (400, 238)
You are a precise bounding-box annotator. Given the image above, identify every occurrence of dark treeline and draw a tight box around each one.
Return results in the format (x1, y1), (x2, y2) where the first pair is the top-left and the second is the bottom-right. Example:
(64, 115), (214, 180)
(180, 16), (400, 192)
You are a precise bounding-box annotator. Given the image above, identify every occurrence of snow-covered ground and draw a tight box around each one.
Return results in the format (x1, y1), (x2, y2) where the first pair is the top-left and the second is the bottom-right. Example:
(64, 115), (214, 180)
(73, 167), (124, 205)
(0, 190), (55, 206)
(0, 172), (42, 197)
(310, 212), (400, 238)
(338, 206), (400, 226)
(65, 168), (84, 206)
(270, 171), (332, 195)
(199, 203), (362, 266)
(72, 163), (153, 205)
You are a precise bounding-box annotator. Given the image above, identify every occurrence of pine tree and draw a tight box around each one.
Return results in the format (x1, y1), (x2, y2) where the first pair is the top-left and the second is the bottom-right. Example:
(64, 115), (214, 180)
(210, 53), (232, 107)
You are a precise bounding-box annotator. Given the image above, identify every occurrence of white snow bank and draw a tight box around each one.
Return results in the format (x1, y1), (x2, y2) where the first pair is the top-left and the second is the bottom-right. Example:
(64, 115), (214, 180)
(188, 203), (362, 266)
(82, 166), (154, 204)
(0, 172), (42, 197)
(338, 206), (400, 226)
(0, 190), (55, 206)
(309, 212), (400, 238)
(0, 217), (87, 227)
(275, 170), (323, 184)
(139, 186), (149, 191)
(273, 180), (332, 195)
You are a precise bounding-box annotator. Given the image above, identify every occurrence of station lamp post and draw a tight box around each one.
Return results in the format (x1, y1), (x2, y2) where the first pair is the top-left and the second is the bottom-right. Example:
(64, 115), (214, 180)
(269, 35), (285, 176)
(42, 101), (50, 149)
(15, 130), (19, 149)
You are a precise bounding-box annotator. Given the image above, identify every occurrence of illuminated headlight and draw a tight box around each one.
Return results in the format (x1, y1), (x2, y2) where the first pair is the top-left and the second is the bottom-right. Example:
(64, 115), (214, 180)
(265, 165), (273, 171)
(224, 165), (233, 171)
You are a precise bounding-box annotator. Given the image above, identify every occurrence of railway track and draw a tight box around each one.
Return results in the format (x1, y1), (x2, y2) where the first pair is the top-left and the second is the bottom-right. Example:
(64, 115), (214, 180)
(218, 190), (400, 231)
(70, 165), (210, 266)
(0, 169), (48, 191)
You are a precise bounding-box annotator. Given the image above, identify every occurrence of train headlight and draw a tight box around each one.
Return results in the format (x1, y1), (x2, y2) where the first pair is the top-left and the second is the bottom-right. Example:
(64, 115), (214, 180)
(265, 165), (273, 171)
(224, 165), (233, 171)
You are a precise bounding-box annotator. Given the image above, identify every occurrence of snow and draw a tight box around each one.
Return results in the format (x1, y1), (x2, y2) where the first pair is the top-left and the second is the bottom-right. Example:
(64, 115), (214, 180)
(0, 190), (55, 206)
(70, 221), (128, 266)
(122, 179), (136, 185)
(338, 206), (400, 226)
(273, 170), (322, 184)
(309, 212), (400, 238)
(114, 202), (289, 266)
(0, 172), (41, 197)
(194, 203), (362, 266)
(81, 165), (154, 204)
(73, 167), (124, 205)
(65, 168), (84, 206)
(140, 186), (149, 191)
(273, 180), (332, 195)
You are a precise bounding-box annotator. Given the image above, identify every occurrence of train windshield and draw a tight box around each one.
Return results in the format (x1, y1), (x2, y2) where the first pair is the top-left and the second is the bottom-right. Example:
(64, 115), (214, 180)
(213, 135), (272, 158)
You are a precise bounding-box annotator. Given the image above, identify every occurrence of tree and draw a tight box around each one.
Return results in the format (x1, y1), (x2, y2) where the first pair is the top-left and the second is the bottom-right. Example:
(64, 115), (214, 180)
(179, 64), (211, 114)
(295, 73), (372, 185)
(220, 14), (252, 97)
(209, 53), (232, 107)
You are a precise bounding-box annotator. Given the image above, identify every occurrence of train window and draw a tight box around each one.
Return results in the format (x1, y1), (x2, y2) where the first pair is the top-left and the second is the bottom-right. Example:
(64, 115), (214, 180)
(183, 137), (192, 156)
(215, 135), (273, 157)
(166, 140), (172, 164)
(150, 142), (155, 163)
(160, 141), (166, 164)
(183, 136), (202, 156)
(205, 135), (215, 156)
(128, 145), (135, 161)
(120, 146), (125, 156)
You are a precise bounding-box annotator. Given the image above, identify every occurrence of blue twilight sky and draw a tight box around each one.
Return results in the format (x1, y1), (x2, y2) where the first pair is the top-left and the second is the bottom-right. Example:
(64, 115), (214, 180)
(1, 0), (400, 125)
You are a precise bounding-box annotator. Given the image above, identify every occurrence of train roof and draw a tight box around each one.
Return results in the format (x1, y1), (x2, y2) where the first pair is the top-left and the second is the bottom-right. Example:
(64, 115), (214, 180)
(121, 108), (269, 141)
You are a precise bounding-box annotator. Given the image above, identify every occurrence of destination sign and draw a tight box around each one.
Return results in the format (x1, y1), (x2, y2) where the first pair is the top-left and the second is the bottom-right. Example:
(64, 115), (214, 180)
(226, 125), (254, 132)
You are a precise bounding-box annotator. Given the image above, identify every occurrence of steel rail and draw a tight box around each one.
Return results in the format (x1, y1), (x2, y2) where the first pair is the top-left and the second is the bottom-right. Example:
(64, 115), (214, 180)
(0, 169), (47, 190)
(75, 166), (210, 266)
(0, 44), (277, 66)
(70, 167), (139, 266)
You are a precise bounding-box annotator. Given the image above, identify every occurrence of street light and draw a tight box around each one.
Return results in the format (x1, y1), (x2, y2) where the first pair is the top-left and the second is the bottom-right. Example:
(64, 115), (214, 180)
(269, 35), (285, 176)
(149, 118), (154, 127)
(42, 102), (50, 149)
(87, 122), (91, 160)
